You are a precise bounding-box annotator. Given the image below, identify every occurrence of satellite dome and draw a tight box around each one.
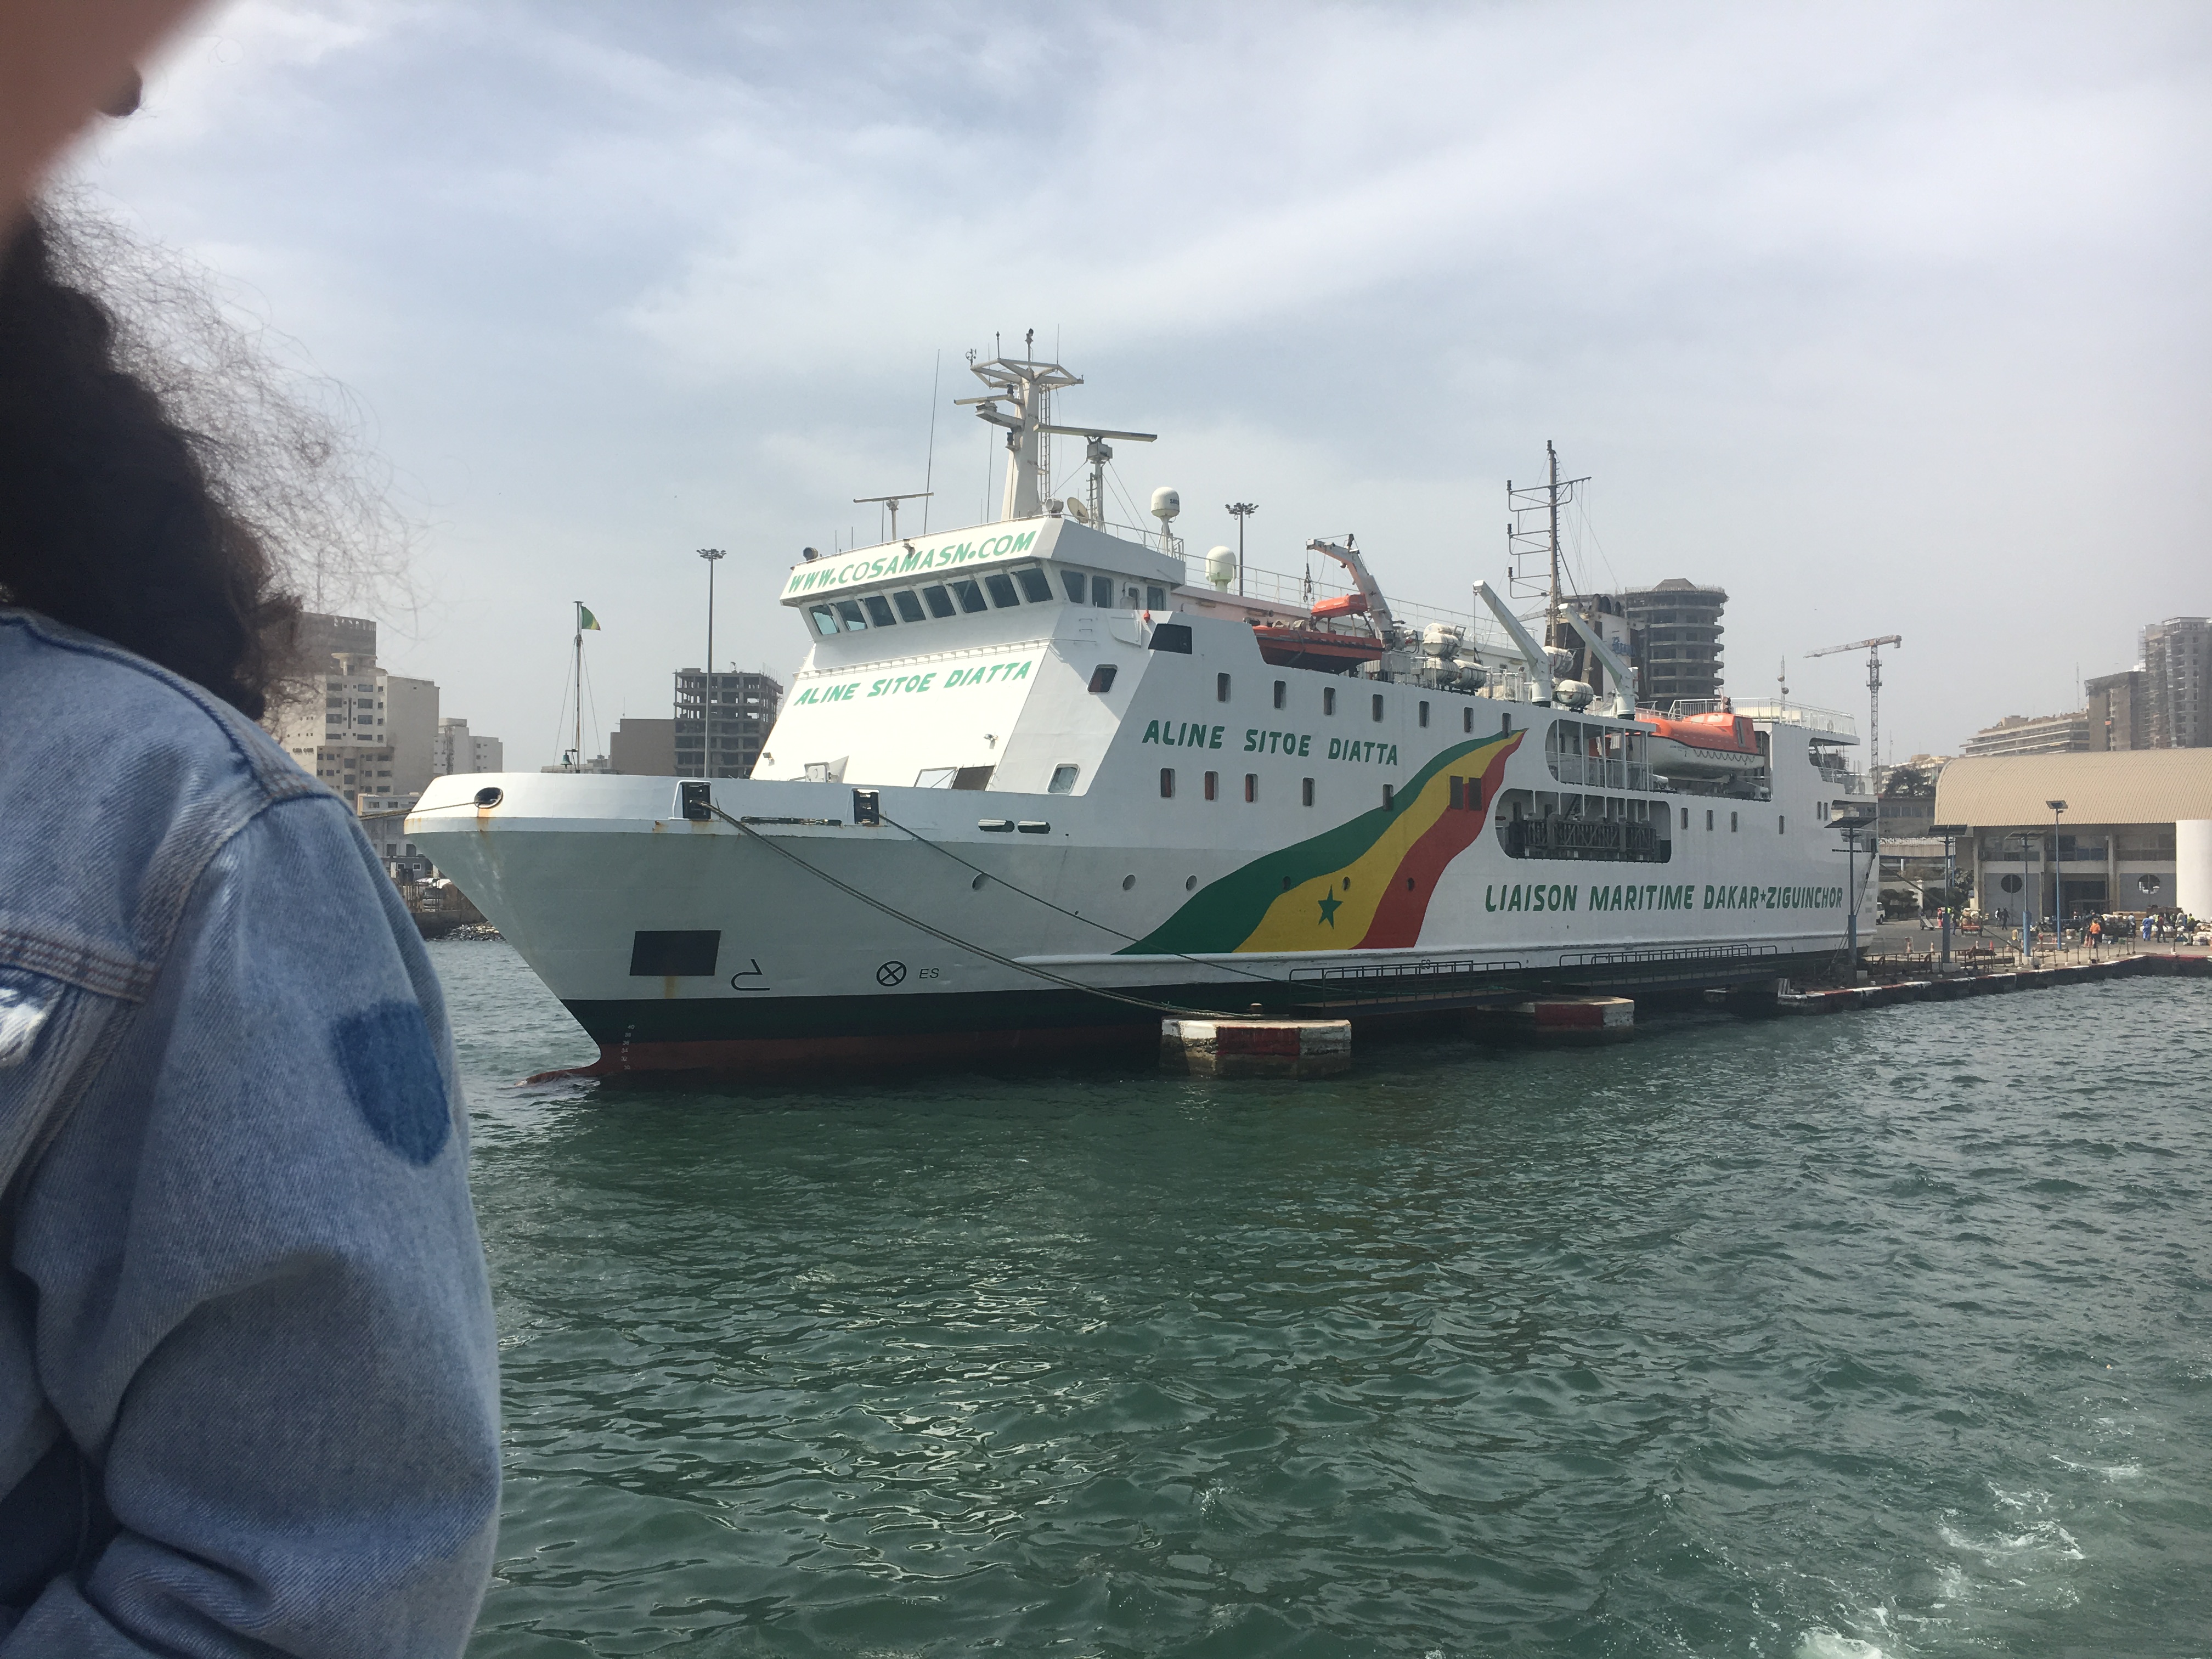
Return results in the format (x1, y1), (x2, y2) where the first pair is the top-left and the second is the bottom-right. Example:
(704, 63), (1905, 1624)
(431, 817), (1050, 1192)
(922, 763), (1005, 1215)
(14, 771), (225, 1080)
(1204, 545), (1236, 590)
(1150, 487), (1181, 522)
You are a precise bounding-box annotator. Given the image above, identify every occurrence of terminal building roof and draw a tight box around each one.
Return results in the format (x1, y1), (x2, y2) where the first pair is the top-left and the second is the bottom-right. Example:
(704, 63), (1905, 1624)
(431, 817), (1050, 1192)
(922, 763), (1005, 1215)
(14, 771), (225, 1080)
(1933, 750), (2212, 828)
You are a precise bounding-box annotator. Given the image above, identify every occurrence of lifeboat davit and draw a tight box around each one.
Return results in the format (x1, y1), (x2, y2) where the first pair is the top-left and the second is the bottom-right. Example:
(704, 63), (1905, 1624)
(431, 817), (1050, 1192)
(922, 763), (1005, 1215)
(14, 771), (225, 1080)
(1634, 708), (1766, 778)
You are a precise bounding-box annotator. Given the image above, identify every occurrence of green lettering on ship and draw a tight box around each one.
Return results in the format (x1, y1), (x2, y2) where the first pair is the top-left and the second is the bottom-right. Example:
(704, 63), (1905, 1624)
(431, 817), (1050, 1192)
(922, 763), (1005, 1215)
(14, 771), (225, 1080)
(1119, 732), (1522, 956)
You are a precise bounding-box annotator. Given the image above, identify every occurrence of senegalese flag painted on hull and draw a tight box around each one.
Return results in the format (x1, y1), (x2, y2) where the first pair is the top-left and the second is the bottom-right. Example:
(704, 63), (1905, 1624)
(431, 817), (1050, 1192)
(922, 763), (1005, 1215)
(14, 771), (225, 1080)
(1122, 730), (1525, 956)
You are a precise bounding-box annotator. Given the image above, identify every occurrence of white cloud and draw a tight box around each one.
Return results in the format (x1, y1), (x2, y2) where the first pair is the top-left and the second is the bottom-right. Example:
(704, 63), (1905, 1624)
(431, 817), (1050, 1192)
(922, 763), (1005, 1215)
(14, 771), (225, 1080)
(61, 0), (2212, 763)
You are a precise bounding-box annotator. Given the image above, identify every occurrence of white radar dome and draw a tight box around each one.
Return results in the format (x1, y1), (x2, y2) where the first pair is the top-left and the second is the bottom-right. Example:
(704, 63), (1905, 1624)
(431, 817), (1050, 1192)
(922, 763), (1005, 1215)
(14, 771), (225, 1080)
(1150, 487), (1181, 522)
(1205, 545), (1236, 589)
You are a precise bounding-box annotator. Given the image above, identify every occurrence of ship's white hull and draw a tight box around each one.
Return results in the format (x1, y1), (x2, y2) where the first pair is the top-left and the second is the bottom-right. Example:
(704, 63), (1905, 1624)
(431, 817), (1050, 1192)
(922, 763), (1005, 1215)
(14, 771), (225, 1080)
(410, 712), (1871, 1075)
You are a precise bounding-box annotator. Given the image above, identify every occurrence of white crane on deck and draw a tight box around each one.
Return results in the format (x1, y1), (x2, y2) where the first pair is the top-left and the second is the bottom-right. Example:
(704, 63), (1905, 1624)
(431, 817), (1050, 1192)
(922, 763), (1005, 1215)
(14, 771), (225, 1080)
(1808, 633), (1903, 802)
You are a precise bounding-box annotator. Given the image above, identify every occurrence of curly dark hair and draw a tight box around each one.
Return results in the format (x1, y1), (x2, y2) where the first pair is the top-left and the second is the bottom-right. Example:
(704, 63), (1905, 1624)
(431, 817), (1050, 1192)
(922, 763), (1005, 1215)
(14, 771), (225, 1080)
(0, 212), (301, 718)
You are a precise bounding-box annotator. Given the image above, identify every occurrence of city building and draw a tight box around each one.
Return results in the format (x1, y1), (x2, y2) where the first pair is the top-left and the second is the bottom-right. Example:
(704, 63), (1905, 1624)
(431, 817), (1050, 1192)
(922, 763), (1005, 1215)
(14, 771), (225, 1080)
(1622, 579), (1726, 707)
(265, 611), (498, 808)
(357, 795), (431, 877)
(674, 669), (783, 777)
(2142, 616), (2211, 749)
(434, 716), (506, 777)
(1929, 750), (2212, 921)
(610, 717), (678, 776)
(2085, 669), (2146, 752)
(540, 755), (614, 774)
(1959, 711), (2091, 758)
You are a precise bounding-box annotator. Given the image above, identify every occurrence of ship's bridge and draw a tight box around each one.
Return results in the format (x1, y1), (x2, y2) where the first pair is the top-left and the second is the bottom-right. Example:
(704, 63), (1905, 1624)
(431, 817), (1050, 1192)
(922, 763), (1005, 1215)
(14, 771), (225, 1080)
(780, 514), (1182, 647)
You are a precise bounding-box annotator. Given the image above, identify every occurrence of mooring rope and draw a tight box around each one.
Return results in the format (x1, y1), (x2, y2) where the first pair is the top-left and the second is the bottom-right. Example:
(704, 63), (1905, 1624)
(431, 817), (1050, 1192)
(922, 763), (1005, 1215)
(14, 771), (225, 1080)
(709, 805), (1246, 1020)
(874, 809), (1294, 992)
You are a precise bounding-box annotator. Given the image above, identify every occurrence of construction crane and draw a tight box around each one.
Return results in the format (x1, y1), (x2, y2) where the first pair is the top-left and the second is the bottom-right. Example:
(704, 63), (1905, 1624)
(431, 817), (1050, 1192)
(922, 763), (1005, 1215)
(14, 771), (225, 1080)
(1808, 634), (1903, 799)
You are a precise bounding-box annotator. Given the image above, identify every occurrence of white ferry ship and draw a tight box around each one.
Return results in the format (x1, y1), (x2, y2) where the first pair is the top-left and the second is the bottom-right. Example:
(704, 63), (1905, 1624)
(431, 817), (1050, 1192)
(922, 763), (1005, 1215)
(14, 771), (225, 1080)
(408, 349), (1875, 1074)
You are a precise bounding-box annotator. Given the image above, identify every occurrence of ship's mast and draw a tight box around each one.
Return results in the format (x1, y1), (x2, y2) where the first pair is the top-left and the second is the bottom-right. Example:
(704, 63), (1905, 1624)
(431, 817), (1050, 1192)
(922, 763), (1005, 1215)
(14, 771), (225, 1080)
(957, 337), (1084, 521)
(1507, 442), (1590, 656)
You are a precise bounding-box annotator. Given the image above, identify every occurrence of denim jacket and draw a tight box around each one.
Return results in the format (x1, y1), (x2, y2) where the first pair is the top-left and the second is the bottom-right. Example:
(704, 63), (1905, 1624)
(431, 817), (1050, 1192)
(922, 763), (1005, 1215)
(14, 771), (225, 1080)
(0, 609), (499, 1655)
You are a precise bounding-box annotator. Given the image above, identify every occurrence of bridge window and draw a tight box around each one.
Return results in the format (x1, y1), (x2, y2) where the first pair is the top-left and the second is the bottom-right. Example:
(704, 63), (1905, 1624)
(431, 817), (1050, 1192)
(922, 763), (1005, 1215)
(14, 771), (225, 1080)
(922, 584), (956, 618)
(834, 599), (868, 631)
(951, 579), (988, 614)
(808, 605), (839, 637)
(1092, 574), (1115, 607)
(1062, 569), (1087, 602)
(984, 572), (1022, 608)
(861, 594), (898, 628)
(1015, 566), (1053, 602)
(1146, 584), (1167, 610)
(893, 590), (927, 623)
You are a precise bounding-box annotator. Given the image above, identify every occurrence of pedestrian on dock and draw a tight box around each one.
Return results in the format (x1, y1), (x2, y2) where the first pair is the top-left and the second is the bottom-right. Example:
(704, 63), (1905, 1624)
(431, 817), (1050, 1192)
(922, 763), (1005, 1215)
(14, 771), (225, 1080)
(0, 8), (500, 1655)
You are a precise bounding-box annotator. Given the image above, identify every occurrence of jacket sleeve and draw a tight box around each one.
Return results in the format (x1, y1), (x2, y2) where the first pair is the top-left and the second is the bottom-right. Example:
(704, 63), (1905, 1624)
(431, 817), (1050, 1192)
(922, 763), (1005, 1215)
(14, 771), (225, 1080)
(1, 794), (500, 1657)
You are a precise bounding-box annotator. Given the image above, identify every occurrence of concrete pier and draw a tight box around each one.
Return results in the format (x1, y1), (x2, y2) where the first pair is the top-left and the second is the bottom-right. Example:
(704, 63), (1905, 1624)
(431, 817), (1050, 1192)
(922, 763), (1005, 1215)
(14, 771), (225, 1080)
(1776, 951), (2207, 1015)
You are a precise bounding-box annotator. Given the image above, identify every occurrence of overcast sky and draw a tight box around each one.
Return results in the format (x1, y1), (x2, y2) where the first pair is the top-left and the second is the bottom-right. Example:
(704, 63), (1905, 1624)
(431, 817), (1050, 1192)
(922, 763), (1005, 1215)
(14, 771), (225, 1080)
(71, 1), (2211, 767)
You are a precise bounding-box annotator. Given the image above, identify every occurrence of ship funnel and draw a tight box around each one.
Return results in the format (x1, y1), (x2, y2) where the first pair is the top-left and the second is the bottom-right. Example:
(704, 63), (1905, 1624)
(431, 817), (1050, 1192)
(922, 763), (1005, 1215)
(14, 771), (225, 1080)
(1205, 545), (1237, 590)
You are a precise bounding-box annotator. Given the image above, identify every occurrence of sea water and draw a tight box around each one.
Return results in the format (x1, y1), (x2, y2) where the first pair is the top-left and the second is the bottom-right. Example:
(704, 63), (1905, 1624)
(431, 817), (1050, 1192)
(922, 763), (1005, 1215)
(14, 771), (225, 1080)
(439, 941), (2212, 1656)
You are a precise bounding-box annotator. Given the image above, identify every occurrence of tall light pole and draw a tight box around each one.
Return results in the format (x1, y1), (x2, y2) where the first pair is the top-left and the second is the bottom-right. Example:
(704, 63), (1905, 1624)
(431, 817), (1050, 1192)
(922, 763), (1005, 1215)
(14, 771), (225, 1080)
(2048, 798), (2068, 943)
(1226, 502), (1257, 596)
(2005, 830), (2034, 961)
(698, 548), (725, 778)
(1930, 822), (1965, 971)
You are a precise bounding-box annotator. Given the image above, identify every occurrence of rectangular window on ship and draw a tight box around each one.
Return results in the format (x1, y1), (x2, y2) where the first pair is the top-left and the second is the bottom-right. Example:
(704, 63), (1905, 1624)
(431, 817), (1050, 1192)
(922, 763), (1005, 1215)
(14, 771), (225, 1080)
(1245, 774), (1257, 803)
(1160, 768), (1176, 799)
(952, 579), (987, 614)
(1302, 777), (1315, 807)
(1204, 771), (1218, 800)
(862, 594), (898, 627)
(984, 573), (1021, 608)
(835, 599), (867, 631)
(1015, 566), (1053, 602)
(1092, 574), (1114, 607)
(809, 606), (839, 637)
(1062, 569), (1087, 602)
(922, 584), (957, 618)
(893, 590), (927, 623)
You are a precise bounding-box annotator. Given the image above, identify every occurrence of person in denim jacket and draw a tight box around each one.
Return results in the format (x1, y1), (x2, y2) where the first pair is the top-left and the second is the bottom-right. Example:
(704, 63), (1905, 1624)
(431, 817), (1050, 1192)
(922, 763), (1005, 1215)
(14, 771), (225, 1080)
(0, 57), (500, 1657)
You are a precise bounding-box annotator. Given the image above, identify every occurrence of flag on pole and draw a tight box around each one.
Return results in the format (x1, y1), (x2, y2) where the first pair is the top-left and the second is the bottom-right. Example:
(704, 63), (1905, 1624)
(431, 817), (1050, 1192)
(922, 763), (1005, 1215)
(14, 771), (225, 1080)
(578, 605), (601, 630)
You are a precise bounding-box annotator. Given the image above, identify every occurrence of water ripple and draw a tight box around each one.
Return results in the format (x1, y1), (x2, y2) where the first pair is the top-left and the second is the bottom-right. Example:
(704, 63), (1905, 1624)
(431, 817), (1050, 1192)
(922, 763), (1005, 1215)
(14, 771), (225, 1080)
(438, 943), (2212, 1656)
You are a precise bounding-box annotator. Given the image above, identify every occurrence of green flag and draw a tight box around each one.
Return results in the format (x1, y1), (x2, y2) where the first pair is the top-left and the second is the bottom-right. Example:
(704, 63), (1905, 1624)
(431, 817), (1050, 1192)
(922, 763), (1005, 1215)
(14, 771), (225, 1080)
(578, 605), (601, 631)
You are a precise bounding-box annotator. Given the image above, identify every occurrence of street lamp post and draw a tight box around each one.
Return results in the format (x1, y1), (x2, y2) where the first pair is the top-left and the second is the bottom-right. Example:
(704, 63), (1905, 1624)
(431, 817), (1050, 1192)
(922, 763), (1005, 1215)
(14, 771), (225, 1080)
(2004, 830), (2034, 961)
(1226, 502), (1257, 597)
(1930, 822), (1966, 971)
(697, 548), (726, 778)
(2047, 798), (2068, 946)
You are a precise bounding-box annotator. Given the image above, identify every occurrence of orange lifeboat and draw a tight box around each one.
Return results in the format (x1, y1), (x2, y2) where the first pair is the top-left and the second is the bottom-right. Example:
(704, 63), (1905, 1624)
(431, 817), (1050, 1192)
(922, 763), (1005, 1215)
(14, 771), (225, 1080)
(1252, 593), (1385, 673)
(1633, 707), (1766, 779)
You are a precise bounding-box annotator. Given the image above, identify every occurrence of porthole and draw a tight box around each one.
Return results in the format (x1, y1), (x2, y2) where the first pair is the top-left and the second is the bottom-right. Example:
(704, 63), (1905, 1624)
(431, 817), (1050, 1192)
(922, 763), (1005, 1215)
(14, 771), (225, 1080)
(1184, 875), (1198, 891)
(1122, 873), (1136, 891)
(473, 786), (503, 808)
(971, 872), (988, 891)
